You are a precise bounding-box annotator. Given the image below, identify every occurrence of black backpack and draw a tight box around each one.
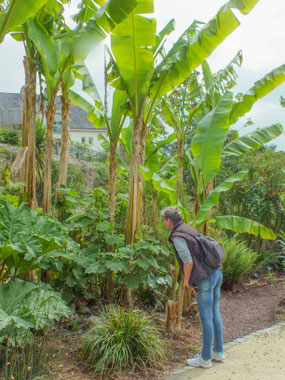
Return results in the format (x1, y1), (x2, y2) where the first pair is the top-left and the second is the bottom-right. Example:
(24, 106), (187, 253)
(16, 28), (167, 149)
(194, 234), (225, 269)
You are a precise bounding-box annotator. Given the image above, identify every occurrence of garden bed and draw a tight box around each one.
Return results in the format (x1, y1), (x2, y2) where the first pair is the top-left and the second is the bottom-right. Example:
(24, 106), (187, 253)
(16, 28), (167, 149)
(49, 275), (285, 380)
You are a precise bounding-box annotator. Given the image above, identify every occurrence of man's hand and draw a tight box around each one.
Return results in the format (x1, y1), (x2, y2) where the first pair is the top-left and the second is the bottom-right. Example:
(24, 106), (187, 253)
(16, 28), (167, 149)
(191, 286), (199, 298)
(184, 282), (199, 297)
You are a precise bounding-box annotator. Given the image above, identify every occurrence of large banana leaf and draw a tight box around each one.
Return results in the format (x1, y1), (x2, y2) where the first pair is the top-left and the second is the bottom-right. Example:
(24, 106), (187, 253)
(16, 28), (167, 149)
(0, 0), (48, 42)
(110, 89), (128, 145)
(215, 215), (276, 239)
(150, 0), (258, 99)
(152, 18), (175, 56)
(230, 64), (285, 126)
(69, 90), (94, 114)
(74, 0), (140, 60)
(191, 91), (233, 183)
(70, 63), (107, 129)
(111, 0), (156, 114)
(70, 62), (127, 143)
(161, 99), (180, 132)
(138, 165), (177, 203)
(221, 0), (258, 14)
(222, 123), (284, 157)
(192, 170), (248, 226)
(27, 18), (59, 98)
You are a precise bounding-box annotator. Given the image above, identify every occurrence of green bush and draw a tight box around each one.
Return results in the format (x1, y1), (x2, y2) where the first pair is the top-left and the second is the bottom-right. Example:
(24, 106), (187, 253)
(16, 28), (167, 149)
(81, 305), (166, 374)
(0, 128), (20, 145)
(222, 237), (257, 290)
(0, 279), (70, 345)
(0, 200), (77, 279)
(93, 161), (108, 188)
(255, 250), (285, 272)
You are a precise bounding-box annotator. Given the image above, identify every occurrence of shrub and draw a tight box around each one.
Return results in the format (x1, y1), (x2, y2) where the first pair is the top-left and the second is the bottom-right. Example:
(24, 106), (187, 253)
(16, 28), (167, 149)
(0, 200), (77, 279)
(255, 250), (285, 273)
(0, 128), (20, 145)
(222, 237), (257, 290)
(0, 279), (70, 345)
(81, 305), (166, 374)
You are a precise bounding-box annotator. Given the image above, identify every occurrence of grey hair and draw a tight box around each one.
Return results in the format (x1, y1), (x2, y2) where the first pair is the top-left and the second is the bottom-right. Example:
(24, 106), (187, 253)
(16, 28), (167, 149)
(161, 206), (182, 223)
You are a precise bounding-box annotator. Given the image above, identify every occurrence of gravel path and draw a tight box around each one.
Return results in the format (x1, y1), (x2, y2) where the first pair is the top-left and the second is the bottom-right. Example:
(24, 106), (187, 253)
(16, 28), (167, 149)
(166, 322), (285, 380)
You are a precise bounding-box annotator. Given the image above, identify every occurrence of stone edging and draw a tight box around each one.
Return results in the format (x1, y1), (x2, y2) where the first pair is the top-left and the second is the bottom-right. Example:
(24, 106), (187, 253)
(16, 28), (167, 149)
(165, 321), (285, 380)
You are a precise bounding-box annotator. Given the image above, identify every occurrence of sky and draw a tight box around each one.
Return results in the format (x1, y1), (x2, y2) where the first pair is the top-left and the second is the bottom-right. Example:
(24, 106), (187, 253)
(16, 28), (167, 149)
(0, 0), (284, 150)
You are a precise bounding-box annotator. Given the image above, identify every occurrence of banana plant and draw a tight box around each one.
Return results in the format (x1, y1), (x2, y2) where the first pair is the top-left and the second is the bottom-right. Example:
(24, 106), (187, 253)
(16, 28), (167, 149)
(70, 62), (128, 226)
(188, 67), (285, 236)
(108, 0), (259, 245)
(23, 0), (139, 214)
(159, 51), (243, 203)
(0, 0), (48, 42)
(7, 0), (69, 209)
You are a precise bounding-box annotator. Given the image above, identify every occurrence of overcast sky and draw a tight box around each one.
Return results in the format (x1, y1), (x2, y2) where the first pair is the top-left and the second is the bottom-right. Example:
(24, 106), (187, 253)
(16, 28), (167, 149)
(0, 0), (284, 150)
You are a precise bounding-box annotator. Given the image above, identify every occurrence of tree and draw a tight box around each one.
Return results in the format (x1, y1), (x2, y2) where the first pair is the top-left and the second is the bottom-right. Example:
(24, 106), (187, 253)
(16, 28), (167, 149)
(108, 0), (260, 246)
(28, 0), (139, 213)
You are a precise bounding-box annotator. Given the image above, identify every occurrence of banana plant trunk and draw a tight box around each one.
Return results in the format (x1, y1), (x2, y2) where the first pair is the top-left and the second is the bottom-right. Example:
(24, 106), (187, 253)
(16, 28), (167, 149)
(22, 56), (37, 209)
(43, 96), (56, 214)
(125, 119), (143, 245)
(57, 84), (70, 188)
(108, 143), (118, 226)
(177, 137), (184, 203)
(103, 143), (118, 301)
(125, 111), (147, 306)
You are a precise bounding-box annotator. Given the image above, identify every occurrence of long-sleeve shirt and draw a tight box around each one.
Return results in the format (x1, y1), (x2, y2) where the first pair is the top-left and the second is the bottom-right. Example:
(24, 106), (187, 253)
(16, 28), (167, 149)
(172, 237), (193, 263)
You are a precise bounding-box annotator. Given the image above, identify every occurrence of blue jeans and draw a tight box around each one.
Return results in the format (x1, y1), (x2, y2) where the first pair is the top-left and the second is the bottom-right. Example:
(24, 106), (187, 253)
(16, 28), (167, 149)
(196, 268), (223, 361)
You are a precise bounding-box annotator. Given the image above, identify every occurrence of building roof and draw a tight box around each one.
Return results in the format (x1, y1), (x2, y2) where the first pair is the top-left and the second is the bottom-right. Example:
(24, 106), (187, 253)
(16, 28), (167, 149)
(0, 92), (107, 131)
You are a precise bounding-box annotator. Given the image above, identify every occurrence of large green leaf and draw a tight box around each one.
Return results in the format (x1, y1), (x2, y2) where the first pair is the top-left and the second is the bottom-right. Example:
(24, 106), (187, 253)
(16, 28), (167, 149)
(138, 167), (177, 203)
(0, 279), (70, 345)
(221, 0), (259, 15)
(27, 18), (59, 95)
(111, 0), (156, 113)
(152, 18), (175, 56)
(0, 200), (76, 277)
(215, 215), (276, 239)
(191, 91), (233, 183)
(69, 90), (94, 114)
(150, 0), (258, 98)
(0, 0), (48, 42)
(223, 123), (284, 157)
(230, 65), (285, 126)
(109, 89), (128, 145)
(145, 133), (176, 164)
(73, 62), (102, 108)
(71, 64), (127, 144)
(192, 170), (248, 225)
(74, 0), (139, 60)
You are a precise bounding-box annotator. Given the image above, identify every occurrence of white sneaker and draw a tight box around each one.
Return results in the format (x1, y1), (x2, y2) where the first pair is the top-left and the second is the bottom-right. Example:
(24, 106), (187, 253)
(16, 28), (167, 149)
(212, 350), (225, 361)
(185, 354), (212, 368)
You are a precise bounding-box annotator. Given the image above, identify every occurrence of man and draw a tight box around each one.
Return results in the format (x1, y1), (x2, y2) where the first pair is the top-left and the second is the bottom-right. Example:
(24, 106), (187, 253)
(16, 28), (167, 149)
(161, 206), (225, 369)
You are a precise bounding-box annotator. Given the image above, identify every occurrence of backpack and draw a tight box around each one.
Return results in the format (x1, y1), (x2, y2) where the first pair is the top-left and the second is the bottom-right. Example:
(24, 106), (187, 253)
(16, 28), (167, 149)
(192, 233), (225, 269)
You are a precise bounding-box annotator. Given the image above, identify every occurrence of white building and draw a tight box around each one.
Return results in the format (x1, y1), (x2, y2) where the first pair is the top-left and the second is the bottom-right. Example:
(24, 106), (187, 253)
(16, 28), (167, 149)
(0, 92), (107, 153)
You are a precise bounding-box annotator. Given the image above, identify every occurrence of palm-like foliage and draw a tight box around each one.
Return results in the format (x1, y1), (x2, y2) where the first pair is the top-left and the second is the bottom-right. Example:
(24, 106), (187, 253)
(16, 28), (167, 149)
(107, 0), (260, 244)
(221, 236), (257, 290)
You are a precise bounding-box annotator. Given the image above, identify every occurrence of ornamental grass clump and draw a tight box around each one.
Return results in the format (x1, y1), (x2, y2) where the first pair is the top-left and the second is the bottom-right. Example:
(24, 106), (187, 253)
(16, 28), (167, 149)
(81, 305), (166, 374)
(222, 237), (257, 290)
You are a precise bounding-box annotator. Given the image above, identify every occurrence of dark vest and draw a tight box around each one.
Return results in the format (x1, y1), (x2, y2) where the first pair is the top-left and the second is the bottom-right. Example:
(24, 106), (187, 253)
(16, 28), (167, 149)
(169, 222), (217, 285)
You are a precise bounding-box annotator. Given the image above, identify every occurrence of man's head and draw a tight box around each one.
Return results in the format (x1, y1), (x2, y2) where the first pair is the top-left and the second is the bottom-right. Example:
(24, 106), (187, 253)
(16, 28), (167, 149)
(161, 206), (182, 231)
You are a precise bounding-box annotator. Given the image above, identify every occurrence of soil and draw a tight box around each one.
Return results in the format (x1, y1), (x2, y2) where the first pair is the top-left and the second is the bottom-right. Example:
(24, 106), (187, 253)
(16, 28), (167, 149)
(48, 275), (285, 380)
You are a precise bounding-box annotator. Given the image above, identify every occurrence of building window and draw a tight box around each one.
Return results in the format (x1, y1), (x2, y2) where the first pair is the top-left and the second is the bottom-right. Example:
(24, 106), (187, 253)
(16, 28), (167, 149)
(81, 137), (86, 143)
(88, 137), (93, 145)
